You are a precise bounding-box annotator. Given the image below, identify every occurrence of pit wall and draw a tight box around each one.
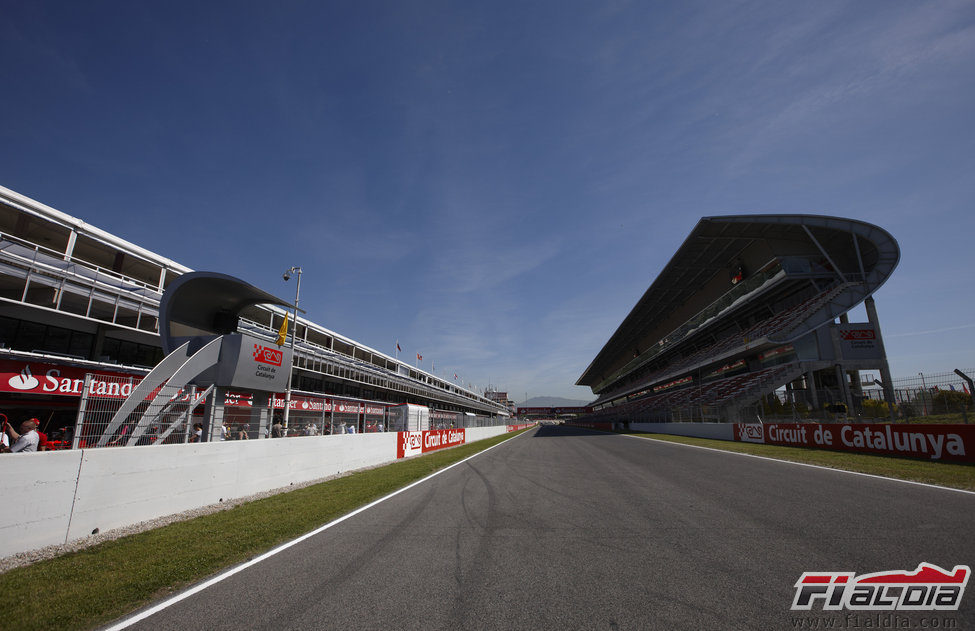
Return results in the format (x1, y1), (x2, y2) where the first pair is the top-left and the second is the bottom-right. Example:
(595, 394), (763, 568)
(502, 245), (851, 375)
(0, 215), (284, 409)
(0, 425), (524, 560)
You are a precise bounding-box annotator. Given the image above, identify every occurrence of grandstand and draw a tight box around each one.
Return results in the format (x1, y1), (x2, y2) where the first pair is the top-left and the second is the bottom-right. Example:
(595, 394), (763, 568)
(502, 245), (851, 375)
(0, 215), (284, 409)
(576, 215), (900, 423)
(0, 185), (509, 442)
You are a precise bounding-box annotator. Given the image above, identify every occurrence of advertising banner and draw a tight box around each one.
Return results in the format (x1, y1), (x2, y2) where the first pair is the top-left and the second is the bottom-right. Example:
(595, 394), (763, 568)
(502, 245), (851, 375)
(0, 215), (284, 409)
(270, 395), (328, 412)
(396, 428), (466, 459)
(224, 391), (255, 407)
(733, 423), (765, 443)
(334, 401), (362, 415)
(0, 360), (142, 398)
(733, 422), (975, 463)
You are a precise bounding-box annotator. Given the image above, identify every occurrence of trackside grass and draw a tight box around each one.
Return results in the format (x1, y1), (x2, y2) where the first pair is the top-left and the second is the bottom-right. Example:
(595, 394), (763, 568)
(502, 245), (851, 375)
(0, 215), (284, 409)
(620, 431), (975, 491)
(0, 429), (529, 631)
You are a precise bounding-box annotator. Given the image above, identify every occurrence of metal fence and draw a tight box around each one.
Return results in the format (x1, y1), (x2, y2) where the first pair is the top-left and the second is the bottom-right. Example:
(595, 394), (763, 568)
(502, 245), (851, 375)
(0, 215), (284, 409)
(757, 369), (975, 423)
(71, 373), (209, 448)
(583, 368), (975, 426)
(70, 373), (512, 448)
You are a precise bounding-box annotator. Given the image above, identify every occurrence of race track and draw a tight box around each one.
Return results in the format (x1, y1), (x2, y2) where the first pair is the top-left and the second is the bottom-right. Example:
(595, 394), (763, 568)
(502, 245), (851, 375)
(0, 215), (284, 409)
(114, 425), (975, 630)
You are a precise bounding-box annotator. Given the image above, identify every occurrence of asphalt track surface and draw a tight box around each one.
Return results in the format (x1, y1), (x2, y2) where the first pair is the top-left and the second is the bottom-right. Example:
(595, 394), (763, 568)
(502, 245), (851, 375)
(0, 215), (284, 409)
(115, 426), (975, 630)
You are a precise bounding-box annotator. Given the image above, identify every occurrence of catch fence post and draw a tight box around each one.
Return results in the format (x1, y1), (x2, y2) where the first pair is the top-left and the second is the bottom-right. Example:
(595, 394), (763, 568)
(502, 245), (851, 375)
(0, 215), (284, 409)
(71, 374), (93, 450)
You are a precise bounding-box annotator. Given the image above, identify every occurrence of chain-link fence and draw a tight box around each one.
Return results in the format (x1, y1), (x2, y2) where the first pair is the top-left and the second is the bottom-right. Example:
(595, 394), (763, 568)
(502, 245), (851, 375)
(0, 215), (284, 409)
(72, 373), (206, 448)
(70, 372), (513, 447)
(757, 369), (975, 423)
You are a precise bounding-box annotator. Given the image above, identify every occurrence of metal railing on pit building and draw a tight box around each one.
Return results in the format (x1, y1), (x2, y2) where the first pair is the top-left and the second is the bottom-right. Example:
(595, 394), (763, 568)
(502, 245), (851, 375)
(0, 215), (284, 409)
(71, 373), (510, 447)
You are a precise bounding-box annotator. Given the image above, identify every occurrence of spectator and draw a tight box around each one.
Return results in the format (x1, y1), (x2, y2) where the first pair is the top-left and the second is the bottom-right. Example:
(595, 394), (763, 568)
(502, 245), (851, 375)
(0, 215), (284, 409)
(271, 419), (284, 438)
(189, 422), (203, 443)
(6, 418), (40, 453)
(219, 421), (229, 441)
(35, 426), (50, 451)
(237, 424), (249, 440)
(305, 422), (317, 436)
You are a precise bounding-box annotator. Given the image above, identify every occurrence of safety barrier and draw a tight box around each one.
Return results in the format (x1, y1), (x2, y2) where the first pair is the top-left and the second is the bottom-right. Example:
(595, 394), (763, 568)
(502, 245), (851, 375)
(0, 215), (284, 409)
(733, 422), (975, 463)
(0, 424), (531, 560)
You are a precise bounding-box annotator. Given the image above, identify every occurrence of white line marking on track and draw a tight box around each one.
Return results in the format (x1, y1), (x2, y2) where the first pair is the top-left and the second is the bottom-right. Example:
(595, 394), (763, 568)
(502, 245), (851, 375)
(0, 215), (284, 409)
(104, 430), (532, 630)
(619, 432), (975, 496)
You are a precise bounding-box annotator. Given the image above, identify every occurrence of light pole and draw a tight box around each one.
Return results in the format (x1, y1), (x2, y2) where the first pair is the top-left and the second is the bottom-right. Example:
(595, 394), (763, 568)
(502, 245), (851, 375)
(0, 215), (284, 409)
(282, 266), (302, 430)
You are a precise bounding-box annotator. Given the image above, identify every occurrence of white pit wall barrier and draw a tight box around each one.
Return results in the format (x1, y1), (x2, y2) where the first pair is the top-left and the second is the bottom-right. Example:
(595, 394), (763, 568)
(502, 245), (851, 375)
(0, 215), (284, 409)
(1, 424), (518, 559)
(0, 449), (84, 558)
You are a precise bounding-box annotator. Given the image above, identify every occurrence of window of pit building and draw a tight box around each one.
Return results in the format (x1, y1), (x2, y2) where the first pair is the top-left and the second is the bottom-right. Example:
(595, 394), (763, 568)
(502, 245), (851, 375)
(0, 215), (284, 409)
(0, 205), (72, 253)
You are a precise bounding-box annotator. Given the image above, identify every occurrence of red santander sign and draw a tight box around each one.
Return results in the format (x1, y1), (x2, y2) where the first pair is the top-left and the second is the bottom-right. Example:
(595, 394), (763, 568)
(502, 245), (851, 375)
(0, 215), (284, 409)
(0, 360), (142, 398)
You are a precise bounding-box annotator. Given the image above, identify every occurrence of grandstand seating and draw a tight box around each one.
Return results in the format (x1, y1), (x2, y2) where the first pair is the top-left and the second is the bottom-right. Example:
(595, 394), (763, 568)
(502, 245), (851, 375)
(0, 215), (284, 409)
(590, 362), (804, 423)
(594, 282), (857, 407)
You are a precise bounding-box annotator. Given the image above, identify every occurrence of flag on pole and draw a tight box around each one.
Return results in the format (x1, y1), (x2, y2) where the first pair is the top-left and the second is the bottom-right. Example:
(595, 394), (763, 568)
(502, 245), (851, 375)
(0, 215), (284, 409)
(454, 373), (458, 380)
(276, 313), (289, 346)
(417, 353), (422, 361)
(396, 341), (401, 352)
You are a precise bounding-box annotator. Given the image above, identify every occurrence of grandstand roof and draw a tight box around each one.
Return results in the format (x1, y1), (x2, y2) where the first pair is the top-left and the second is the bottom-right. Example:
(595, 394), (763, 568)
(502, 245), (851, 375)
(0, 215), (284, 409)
(576, 214), (899, 390)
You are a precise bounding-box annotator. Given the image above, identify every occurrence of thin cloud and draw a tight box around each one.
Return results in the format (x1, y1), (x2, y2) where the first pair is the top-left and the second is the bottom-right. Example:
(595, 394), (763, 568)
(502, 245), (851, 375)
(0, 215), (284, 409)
(888, 323), (975, 338)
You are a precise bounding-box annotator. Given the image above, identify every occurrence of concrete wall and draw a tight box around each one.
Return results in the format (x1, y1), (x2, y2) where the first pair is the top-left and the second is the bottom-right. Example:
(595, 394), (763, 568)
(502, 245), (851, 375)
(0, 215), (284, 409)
(0, 425), (514, 560)
(628, 422), (735, 441)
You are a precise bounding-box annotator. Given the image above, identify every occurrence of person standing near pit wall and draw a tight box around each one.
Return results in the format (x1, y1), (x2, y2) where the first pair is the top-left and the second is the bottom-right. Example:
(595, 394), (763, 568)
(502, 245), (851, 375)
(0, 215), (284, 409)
(4, 418), (40, 453)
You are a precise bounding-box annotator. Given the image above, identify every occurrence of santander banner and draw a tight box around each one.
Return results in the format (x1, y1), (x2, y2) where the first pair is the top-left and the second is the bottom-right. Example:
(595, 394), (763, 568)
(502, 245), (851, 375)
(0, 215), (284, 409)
(1, 360), (142, 398)
(733, 423), (975, 463)
(396, 429), (466, 459)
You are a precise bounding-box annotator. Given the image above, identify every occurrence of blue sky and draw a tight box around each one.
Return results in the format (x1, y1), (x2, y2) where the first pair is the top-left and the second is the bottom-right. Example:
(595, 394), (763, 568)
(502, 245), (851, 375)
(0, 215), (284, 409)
(1, 1), (973, 402)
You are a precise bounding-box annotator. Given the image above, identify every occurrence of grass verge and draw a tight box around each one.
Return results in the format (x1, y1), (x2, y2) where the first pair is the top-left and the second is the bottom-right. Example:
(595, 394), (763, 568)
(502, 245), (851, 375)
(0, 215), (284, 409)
(621, 431), (975, 491)
(0, 429), (528, 631)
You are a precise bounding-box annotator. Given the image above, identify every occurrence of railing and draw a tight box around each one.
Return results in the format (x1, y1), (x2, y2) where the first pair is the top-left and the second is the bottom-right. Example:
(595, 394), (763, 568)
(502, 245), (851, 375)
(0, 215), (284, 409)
(237, 317), (506, 414)
(69, 377), (508, 449)
(594, 261), (789, 393)
(0, 230), (505, 416)
(0, 230), (163, 299)
(0, 231), (162, 334)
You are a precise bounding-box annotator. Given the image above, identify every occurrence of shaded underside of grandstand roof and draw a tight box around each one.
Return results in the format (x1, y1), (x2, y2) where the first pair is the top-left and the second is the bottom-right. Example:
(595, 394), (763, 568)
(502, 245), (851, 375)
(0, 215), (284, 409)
(576, 214), (899, 390)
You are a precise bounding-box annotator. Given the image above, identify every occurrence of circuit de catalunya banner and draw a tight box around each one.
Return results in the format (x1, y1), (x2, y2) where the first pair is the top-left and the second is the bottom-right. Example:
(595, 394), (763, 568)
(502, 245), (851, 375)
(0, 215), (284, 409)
(507, 423), (533, 432)
(733, 423), (975, 463)
(396, 429), (466, 459)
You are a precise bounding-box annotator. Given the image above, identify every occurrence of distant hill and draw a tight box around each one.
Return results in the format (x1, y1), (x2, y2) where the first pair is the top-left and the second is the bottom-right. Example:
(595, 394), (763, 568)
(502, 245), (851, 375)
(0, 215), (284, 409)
(520, 396), (593, 408)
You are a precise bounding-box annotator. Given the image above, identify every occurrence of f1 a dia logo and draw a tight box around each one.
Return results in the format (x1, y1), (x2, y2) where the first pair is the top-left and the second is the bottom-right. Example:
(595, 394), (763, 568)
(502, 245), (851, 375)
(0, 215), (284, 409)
(792, 563), (969, 611)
